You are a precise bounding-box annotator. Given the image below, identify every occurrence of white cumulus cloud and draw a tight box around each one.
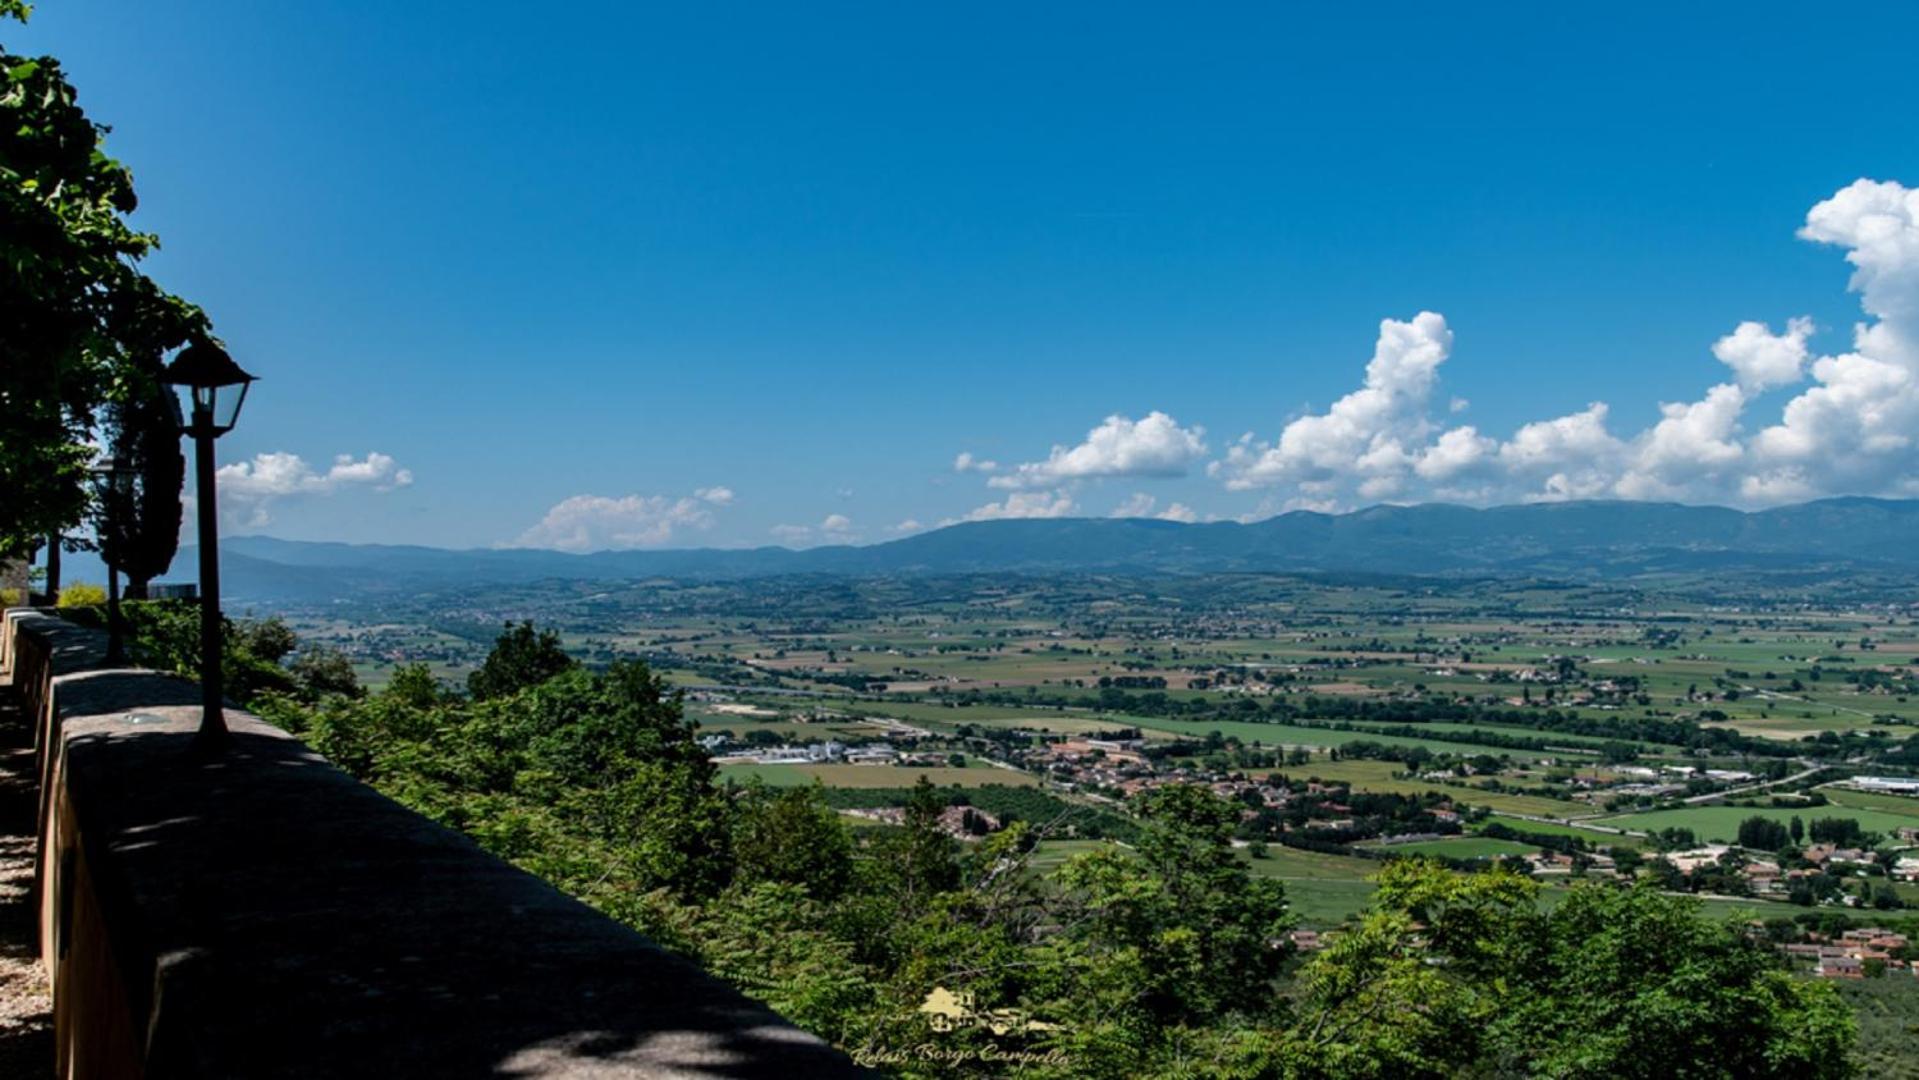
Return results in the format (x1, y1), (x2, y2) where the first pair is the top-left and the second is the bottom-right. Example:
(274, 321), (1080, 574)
(769, 513), (859, 547)
(989, 411), (1207, 489)
(953, 491), (1079, 522)
(1212, 311), (1453, 493)
(214, 451), (413, 528)
(514, 491), (725, 552)
(1110, 492), (1201, 523)
(1205, 181), (1919, 511)
(1413, 425), (1499, 484)
(1741, 179), (1919, 499)
(1713, 318), (1814, 391)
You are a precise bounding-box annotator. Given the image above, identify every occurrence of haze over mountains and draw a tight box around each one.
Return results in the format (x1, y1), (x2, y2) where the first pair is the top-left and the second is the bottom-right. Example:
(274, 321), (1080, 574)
(126, 496), (1919, 603)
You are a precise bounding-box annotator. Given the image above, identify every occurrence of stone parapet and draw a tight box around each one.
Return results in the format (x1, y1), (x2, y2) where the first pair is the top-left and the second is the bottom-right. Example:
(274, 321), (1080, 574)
(1, 608), (861, 1078)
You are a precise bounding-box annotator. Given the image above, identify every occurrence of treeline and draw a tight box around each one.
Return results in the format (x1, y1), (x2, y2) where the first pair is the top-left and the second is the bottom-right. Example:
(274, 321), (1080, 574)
(1308, 723), (1637, 761)
(1872, 735), (1919, 767)
(952, 684), (1799, 758)
(1738, 814), (1876, 852)
(1480, 820), (1596, 855)
(1241, 785), (1465, 848)
(814, 784), (1140, 843)
(805, 671), (890, 692)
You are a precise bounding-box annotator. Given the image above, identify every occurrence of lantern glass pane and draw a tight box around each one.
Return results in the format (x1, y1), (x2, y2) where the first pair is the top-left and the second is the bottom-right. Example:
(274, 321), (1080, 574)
(170, 385), (198, 430)
(214, 380), (251, 431)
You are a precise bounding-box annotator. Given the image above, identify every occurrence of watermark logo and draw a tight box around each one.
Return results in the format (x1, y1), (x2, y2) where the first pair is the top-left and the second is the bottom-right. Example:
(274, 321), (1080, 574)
(917, 985), (1061, 1036)
(850, 986), (1069, 1070)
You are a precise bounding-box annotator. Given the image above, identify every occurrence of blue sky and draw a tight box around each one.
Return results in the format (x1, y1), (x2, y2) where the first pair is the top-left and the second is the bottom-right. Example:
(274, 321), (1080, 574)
(20, 2), (1919, 550)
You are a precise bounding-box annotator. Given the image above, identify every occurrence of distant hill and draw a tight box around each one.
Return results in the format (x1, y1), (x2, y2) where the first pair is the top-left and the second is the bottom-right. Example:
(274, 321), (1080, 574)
(51, 495), (1907, 603)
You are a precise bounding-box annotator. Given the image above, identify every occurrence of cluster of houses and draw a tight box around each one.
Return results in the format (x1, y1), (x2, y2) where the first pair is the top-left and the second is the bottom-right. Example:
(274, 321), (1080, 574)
(1031, 736), (1325, 812)
(1029, 736), (1163, 795)
(1521, 850), (1620, 876)
(1580, 764), (1760, 802)
(1612, 765), (1757, 783)
(706, 738), (945, 768)
(1033, 738), (1494, 848)
(1780, 927), (1913, 978)
(1293, 919), (1910, 978)
(1660, 842), (1919, 895)
(841, 804), (1003, 838)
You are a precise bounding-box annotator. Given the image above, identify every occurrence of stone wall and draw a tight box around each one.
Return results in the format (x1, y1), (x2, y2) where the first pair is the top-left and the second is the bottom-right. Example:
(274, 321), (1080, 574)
(1, 608), (862, 1078)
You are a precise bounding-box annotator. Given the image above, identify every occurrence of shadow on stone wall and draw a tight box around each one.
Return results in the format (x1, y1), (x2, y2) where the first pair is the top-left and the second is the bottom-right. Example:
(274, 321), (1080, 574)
(12, 613), (863, 1078)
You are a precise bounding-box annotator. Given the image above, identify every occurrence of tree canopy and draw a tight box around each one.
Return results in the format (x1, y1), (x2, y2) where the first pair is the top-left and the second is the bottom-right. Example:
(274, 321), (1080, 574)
(98, 375), (183, 595)
(1279, 861), (1854, 1078)
(1, 4), (210, 558)
(466, 620), (578, 699)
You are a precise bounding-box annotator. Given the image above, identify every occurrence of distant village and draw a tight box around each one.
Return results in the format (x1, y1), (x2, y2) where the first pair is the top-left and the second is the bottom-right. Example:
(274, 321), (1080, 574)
(693, 699), (1919, 939)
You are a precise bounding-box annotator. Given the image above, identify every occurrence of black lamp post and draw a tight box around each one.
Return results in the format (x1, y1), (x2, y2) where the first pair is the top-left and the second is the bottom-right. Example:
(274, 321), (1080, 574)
(162, 342), (256, 746)
(92, 455), (134, 665)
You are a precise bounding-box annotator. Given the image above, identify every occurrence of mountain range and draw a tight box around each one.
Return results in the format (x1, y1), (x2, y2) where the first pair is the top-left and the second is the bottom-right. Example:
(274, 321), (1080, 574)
(97, 496), (1919, 603)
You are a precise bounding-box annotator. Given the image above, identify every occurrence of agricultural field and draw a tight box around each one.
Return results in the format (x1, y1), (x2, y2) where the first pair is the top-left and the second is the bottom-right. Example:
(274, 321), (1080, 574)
(855, 701), (1167, 740)
(1025, 838), (1112, 875)
(1478, 814), (1644, 848)
(1023, 838), (1385, 928)
(1825, 786), (1919, 817)
(689, 717), (882, 741)
(1115, 716), (1589, 763)
(716, 761), (1037, 788)
(284, 571), (1919, 943)
(1341, 718), (1689, 755)
(1249, 847), (1774, 926)
(1362, 836), (1536, 860)
(305, 572), (1919, 746)
(1596, 802), (1919, 843)
(1256, 874), (1382, 929)
(1263, 758), (1592, 817)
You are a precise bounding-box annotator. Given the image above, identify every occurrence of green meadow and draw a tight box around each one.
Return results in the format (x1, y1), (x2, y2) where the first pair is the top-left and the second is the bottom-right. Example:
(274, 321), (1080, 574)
(1597, 803), (1918, 843)
(716, 761), (1037, 789)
